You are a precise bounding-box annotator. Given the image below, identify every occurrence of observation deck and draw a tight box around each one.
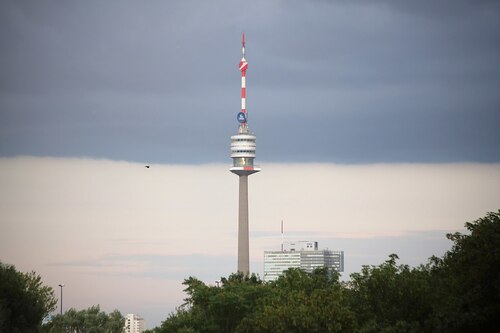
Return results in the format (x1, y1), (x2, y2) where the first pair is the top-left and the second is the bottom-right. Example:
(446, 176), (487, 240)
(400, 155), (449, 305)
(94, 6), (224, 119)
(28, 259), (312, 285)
(230, 131), (260, 175)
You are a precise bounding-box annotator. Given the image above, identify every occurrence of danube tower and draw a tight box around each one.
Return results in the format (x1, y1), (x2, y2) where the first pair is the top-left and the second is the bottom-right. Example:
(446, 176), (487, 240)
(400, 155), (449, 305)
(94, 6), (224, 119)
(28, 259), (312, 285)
(230, 33), (260, 275)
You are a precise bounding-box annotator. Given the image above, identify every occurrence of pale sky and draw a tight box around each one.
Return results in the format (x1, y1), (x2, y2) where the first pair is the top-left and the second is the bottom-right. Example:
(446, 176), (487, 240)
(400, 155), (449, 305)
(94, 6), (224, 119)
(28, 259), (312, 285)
(1, 157), (499, 327)
(1, 0), (500, 329)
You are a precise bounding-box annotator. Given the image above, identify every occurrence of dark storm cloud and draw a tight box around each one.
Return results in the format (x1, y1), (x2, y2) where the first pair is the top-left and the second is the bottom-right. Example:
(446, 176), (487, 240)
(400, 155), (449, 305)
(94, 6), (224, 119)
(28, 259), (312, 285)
(1, 0), (499, 163)
(0, 1), (232, 94)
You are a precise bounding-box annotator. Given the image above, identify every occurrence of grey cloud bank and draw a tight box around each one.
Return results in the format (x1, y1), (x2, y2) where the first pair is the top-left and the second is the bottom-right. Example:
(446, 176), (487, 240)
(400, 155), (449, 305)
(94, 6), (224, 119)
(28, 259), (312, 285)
(1, 0), (499, 164)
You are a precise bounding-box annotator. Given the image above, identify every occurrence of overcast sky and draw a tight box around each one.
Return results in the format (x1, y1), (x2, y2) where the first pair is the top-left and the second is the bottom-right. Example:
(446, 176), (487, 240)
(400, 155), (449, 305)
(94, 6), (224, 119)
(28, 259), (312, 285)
(1, 0), (499, 163)
(1, 0), (500, 329)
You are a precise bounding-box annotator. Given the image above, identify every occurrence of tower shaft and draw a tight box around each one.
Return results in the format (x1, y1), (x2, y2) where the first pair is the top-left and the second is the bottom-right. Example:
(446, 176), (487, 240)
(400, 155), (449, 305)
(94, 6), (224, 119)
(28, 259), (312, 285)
(237, 175), (249, 274)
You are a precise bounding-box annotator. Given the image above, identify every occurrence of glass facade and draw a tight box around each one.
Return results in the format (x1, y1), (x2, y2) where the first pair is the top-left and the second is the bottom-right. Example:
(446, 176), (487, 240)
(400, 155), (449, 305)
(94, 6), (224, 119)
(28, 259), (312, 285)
(264, 252), (301, 281)
(233, 157), (254, 167)
(264, 248), (344, 282)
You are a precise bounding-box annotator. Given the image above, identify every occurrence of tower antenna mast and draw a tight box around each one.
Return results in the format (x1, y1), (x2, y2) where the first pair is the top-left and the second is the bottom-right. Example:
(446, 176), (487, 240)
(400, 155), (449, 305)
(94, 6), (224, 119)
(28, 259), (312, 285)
(239, 32), (249, 133)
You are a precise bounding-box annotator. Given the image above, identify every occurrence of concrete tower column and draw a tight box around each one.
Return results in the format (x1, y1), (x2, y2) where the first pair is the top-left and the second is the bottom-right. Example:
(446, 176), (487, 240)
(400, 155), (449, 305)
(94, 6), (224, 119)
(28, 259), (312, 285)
(238, 175), (249, 274)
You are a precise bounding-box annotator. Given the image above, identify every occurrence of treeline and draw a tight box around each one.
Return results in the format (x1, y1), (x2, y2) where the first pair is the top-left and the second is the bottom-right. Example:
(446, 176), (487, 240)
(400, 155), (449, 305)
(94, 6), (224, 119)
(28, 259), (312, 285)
(41, 306), (125, 333)
(1, 211), (498, 332)
(0, 262), (57, 333)
(147, 210), (500, 333)
(0, 260), (125, 333)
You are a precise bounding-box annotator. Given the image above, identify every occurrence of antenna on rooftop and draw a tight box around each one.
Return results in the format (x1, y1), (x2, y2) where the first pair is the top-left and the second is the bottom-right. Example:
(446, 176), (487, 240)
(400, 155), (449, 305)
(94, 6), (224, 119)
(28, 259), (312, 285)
(281, 220), (284, 252)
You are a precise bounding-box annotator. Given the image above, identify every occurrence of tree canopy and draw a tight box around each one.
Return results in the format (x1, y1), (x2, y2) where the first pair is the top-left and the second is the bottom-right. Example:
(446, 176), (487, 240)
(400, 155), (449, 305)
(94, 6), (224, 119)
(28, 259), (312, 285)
(427, 210), (500, 332)
(42, 305), (125, 333)
(0, 262), (57, 333)
(148, 210), (500, 333)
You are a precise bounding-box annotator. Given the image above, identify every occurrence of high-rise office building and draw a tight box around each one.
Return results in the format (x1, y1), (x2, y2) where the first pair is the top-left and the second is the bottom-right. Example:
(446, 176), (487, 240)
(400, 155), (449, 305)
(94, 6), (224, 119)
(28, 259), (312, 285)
(264, 241), (344, 282)
(124, 313), (146, 333)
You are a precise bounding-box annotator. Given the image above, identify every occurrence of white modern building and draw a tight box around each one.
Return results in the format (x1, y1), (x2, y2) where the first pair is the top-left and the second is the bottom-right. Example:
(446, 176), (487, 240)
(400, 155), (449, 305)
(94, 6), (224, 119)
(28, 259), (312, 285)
(264, 241), (344, 282)
(124, 314), (146, 333)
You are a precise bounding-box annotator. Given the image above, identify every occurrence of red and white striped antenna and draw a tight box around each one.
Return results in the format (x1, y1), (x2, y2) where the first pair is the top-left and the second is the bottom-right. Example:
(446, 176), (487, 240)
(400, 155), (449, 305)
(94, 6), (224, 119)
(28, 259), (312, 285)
(238, 32), (249, 131)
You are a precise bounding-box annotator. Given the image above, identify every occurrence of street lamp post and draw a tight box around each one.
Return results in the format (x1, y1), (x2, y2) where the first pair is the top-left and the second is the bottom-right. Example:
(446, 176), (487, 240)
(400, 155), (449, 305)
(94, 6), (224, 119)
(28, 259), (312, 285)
(58, 284), (64, 315)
